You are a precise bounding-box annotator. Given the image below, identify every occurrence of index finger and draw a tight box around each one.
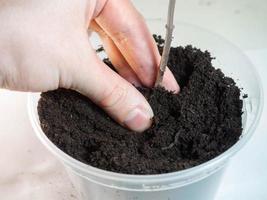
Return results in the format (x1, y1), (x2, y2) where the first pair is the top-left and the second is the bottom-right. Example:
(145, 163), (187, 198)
(95, 0), (178, 90)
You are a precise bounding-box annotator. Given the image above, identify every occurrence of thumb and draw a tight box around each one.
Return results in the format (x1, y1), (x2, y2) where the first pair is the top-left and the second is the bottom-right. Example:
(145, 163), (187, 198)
(69, 43), (154, 132)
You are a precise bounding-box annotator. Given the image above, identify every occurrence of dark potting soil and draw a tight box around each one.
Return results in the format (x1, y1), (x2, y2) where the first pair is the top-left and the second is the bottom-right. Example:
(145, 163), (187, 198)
(37, 36), (243, 174)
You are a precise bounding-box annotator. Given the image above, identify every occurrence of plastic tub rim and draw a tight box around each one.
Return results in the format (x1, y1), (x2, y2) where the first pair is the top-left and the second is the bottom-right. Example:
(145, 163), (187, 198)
(27, 22), (264, 191)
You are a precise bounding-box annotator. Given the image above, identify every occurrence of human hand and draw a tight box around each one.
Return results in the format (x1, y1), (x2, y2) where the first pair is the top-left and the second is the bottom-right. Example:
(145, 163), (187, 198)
(0, 0), (179, 132)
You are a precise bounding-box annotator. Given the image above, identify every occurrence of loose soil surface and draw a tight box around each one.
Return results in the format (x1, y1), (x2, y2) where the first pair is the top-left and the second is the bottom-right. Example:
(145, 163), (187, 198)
(38, 35), (243, 174)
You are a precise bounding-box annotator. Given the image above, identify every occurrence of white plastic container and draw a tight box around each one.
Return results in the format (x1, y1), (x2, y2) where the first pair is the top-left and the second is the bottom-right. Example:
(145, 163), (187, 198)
(28, 22), (263, 200)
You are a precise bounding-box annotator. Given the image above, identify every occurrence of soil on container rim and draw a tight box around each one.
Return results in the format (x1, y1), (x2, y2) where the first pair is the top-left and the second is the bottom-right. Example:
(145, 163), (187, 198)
(37, 35), (244, 175)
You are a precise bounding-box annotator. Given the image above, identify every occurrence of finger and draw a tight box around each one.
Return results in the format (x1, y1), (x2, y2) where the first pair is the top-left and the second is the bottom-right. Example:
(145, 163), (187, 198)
(95, 0), (180, 92)
(92, 23), (180, 93)
(94, 0), (161, 87)
(162, 67), (180, 93)
(65, 38), (153, 132)
(90, 20), (141, 86)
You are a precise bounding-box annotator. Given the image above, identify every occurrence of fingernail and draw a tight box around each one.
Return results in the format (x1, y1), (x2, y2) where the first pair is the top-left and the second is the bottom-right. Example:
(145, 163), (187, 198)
(124, 107), (153, 132)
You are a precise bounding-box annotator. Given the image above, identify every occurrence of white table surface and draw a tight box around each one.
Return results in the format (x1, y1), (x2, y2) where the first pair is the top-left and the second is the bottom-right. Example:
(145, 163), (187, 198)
(0, 0), (266, 199)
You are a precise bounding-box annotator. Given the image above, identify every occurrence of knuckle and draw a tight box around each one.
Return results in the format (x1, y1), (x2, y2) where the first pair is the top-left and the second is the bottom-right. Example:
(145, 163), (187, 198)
(99, 84), (128, 109)
(112, 14), (144, 46)
(112, 30), (130, 45)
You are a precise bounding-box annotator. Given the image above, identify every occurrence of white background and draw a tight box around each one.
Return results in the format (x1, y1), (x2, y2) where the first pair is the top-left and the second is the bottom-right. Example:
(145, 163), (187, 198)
(0, 0), (266, 199)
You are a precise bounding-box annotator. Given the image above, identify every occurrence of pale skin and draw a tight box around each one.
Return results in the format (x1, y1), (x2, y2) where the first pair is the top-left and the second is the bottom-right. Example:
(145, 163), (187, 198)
(0, 0), (180, 132)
